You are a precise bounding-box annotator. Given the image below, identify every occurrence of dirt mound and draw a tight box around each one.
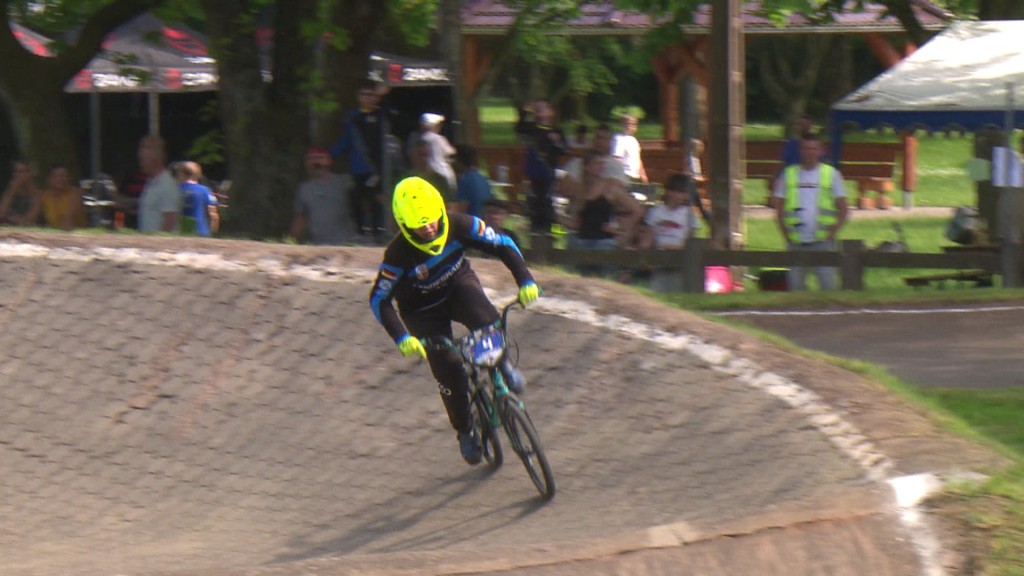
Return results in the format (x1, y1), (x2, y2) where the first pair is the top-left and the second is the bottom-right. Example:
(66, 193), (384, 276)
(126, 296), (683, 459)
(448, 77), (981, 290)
(0, 231), (1005, 575)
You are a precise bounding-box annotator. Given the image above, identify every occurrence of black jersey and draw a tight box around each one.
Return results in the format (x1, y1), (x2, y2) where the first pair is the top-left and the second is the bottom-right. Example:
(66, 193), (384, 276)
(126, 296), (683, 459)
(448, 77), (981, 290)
(369, 213), (533, 342)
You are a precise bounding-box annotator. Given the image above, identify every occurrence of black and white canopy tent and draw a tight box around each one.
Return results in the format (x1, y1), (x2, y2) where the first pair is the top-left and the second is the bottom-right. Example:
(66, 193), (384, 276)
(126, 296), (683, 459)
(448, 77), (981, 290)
(66, 12), (216, 96)
(65, 13), (217, 175)
(369, 51), (453, 88)
(368, 51), (456, 146)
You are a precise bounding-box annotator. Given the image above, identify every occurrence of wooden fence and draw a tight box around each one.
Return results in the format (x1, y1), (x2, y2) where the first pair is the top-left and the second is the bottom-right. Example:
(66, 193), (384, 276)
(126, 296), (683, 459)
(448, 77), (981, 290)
(522, 237), (1023, 291)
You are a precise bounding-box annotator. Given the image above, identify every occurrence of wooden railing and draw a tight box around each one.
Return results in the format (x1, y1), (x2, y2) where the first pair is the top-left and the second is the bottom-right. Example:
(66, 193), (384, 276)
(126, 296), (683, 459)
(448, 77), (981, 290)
(521, 237), (1021, 291)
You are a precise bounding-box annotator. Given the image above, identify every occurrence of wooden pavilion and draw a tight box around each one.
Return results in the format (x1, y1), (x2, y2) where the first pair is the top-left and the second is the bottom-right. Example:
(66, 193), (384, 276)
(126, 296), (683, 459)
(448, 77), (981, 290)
(459, 0), (951, 147)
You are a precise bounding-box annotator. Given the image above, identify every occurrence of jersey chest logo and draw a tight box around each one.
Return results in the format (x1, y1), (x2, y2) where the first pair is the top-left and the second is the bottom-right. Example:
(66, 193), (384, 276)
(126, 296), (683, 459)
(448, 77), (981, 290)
(415, 264), (429, 281)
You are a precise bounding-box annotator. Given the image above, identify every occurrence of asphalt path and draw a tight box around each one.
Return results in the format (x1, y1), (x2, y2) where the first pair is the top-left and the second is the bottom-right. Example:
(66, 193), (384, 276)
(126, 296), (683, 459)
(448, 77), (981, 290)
(717, 304), (1024, 388)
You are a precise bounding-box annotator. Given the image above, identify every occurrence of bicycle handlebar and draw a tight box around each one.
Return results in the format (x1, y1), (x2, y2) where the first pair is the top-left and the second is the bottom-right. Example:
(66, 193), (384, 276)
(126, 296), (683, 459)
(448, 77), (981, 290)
(420, 299), (523, 352)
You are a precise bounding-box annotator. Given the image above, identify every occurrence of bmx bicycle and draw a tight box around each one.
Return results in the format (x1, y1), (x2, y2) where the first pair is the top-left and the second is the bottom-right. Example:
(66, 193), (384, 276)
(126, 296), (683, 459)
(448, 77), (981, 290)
(423, 301), (556, 501)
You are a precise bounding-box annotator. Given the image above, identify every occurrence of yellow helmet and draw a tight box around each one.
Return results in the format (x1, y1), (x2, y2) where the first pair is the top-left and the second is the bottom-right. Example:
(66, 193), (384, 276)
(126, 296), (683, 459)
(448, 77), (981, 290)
(392, 176), (449, 255)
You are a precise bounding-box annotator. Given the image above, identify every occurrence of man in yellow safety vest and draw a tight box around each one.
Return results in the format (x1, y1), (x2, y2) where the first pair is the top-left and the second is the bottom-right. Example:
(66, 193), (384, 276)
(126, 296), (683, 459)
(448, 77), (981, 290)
(771, 134), (849, 290)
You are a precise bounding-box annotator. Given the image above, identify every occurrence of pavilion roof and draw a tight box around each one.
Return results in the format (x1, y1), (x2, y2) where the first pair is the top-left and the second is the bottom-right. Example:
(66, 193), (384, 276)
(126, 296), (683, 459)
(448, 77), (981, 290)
(461, 0), (952, 36)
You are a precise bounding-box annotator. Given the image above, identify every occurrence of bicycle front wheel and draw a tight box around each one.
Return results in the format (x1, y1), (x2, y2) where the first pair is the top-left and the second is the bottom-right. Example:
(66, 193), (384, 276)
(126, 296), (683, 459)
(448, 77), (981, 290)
(502, 401), (555, 500)
(473, 387), (503, 469)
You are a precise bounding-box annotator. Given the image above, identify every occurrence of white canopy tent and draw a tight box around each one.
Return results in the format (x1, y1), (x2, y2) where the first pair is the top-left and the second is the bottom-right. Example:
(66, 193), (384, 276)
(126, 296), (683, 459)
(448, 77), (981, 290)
(832, 19), (1024, 230)
(832, 20), (1024, 162)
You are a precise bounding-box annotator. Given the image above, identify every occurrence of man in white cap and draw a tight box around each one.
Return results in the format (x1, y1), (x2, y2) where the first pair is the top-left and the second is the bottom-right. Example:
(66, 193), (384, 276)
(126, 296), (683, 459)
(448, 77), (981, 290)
(413, 112), (456, 191)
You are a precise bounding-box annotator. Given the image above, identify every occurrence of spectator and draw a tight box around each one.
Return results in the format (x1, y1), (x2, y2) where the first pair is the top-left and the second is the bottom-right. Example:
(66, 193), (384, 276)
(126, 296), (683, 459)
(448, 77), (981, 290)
(570, 124), (590, 150)
(638, 173), (700, 292)
(558, 122), (628, 216)
(331, 79), (392, 238)
(174, 161), (219, 237)
(410, 138), (454, 211)
(515, 99), (567, 233)
(416, 113), (457, 191)
(452, 144), (494, 219)
(687, 138), (705, 184)
(290, 146), (357, 246)
(562, 123), (627, 187)
(782, 114), (815, 167)
(483, 198), (521, 249)
(0, 160), (42, 226)
(137, 135), (181, 233)
(39, 164), (86, 230)
(567, 150), (645, 278)
(685, 137), (712, 227)
(612, 114), (648, 184)
(114, 169), (146, 229)
(771, 133), (849, 291)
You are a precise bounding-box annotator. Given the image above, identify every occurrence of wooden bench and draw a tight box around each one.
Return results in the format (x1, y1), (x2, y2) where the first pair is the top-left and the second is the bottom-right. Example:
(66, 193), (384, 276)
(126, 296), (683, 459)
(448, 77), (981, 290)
(479, 140), (909, 211)
(745, 141), (904, 209)
(641, 140), (907, 208)
(903, 269), (994, 288)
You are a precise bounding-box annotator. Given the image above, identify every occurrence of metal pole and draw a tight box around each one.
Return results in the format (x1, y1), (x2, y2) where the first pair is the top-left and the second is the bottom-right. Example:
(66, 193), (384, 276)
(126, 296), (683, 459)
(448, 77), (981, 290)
(148, 92), (160, 135)
(1001, 82), (1021, 287)
(89, 92), (101, 176)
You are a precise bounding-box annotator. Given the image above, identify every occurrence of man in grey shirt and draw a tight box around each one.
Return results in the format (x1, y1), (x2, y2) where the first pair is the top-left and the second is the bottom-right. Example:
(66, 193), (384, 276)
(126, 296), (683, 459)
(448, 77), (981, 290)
(290, 147), (356, 245)
(137, 135), (181, 233)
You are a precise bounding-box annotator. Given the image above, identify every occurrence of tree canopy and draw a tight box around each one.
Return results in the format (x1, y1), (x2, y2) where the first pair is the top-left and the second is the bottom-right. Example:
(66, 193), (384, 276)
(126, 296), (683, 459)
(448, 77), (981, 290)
(2, 0), (1019, 237)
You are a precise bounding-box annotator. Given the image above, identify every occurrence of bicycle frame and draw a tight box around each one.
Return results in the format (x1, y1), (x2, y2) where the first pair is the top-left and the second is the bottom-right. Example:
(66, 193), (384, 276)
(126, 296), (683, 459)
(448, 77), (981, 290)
(428, 304), (519, 409)
(420, 301), (555, 499)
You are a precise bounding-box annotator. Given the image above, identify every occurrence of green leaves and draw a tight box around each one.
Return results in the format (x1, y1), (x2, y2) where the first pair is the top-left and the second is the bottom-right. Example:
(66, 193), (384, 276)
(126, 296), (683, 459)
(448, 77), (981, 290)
(390, 0), (440, 46)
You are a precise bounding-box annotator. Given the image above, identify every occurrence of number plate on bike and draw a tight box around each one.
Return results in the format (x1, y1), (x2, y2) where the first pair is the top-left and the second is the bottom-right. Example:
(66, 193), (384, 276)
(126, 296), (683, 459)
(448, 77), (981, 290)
(467, 328), (505, 367)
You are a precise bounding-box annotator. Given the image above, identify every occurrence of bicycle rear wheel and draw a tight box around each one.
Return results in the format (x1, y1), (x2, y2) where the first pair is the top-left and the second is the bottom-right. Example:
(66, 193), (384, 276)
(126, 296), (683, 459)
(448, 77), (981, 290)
(473, 387), (503, 468)
(502, 401), (555, 500)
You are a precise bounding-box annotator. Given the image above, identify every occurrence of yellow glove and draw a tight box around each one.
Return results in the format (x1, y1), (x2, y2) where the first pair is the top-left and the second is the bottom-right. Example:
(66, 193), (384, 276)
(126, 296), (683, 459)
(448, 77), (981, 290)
(518, 281), (540, 307)
(397, 334), (426, 359)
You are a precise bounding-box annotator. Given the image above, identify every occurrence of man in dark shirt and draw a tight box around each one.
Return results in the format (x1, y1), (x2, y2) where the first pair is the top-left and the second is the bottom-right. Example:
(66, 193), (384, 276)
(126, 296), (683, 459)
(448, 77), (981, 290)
(515, 99), (566, 234)
(332, 79), (392, 238)
(369, 177), (540, 465)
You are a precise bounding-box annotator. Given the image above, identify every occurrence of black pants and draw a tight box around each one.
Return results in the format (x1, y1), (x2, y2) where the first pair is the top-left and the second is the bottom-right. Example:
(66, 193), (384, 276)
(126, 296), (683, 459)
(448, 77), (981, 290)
(401, 272), (499, 434)
(350, 173), (383, 235)
(528, 176), (556, 233)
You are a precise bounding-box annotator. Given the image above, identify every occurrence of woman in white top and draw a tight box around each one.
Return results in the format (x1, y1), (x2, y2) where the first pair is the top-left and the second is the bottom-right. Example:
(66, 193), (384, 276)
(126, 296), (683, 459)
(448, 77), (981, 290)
(416, 113), (456, 191)
(611, 114), (648, 183)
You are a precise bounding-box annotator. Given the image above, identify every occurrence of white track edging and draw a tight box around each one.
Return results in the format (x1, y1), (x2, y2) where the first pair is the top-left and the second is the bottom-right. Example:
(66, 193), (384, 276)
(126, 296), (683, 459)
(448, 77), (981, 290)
(0, 240), (947, 575)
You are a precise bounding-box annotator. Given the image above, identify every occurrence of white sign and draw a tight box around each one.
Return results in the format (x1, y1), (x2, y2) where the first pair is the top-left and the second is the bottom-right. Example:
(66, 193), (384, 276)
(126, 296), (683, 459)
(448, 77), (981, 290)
(993, 146), (1024, 187)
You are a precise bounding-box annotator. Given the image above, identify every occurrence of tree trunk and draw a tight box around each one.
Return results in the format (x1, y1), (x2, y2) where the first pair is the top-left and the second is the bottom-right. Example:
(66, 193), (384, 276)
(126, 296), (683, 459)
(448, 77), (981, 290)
(0, 0), (161, 182)
(439, 0), (466, 142)
(0, 62), (81, 180)
(318, 0), (390, 148)
(201, 0), (315, 239)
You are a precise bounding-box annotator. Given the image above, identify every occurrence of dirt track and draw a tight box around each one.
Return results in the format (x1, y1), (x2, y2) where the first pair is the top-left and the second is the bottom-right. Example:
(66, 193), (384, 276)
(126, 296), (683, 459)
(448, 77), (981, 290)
(0, 230), (1009, 576)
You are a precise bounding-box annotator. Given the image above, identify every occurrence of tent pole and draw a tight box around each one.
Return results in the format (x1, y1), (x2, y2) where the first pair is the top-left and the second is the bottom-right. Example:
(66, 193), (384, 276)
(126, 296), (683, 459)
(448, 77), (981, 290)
(1000, 82), (1019, 287)
(90, 92), (101, 177)
(148, 92), (160, 135)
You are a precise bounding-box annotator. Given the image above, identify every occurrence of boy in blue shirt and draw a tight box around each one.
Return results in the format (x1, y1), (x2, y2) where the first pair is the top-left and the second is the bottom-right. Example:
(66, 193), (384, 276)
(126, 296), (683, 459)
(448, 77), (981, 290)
(453, 144), (494, 219)
(174, 161), (219, 236)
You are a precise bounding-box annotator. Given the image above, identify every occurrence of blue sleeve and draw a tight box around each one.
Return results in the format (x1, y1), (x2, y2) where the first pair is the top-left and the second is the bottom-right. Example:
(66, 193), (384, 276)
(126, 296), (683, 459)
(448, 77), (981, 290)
(457, 215), (533, 287)
(455, 174), (469, 203)
(782, 139), (800, 166)
(465, 216), (521, 254)
(331, 112), (355, 158)
(369, 262), (407, 342)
